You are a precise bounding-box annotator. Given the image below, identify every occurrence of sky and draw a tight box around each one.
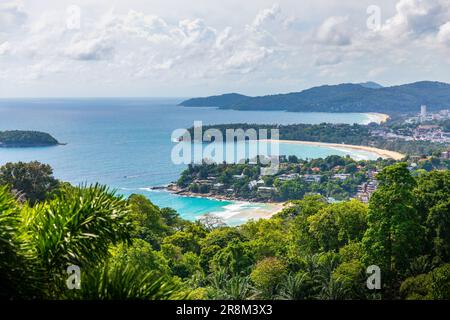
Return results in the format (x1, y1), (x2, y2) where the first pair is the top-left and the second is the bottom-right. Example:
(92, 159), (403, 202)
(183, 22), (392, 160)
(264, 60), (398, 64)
(1, 0), (450, 98)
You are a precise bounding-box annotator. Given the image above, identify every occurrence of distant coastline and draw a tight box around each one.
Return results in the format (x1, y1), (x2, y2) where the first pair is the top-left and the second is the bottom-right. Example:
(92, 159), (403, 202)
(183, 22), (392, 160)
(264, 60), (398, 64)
(261, 139), (405, 160)
(179, 81), (450, 114)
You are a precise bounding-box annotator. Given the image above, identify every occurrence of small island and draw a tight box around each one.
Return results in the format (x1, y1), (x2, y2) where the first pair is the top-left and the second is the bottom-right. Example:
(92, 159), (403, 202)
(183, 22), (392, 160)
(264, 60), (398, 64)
(0, 130), (61, 148)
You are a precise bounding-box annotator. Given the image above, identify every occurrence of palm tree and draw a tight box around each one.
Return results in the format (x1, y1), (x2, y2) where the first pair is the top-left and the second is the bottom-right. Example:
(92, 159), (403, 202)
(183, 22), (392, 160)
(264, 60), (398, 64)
(277, 272), (312, 300)
(0, 186), (33, 298)
(65, 260), (179, 300)
(222, 276), (254, 300)
(24, 184), (131, 270)
(19, 184), (132, 297)
(407, 255), (433, 277)
(2, 184), (179, 299)
(299, 253), (345, 300)
(314, 254), (341, 283)
(206, 268), (255, 300)
(207, 267), (229, 292)
(316, 278), (349, 300)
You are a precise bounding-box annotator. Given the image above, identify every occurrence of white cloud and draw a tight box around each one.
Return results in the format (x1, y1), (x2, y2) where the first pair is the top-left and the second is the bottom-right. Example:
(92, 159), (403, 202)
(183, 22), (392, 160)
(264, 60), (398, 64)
(66, 35), (114, 61)
(1, 0), (450, 97)
(316, 16), (352, 46)
(178, 19), (217, 47)
(252, 3), (281, 29)
(437, 21), (450, 45)
(368, 67), (387, 78)
(0, 1), (27, 31)
(224, 47), (272, 74)
(0, 41), (12, 55)
(15, 60), (64, 82)
(121, 10), (174, 44)
(106, 8), (280, 77)
(381, 0), (450, 38)
(314, 53), (342, 66)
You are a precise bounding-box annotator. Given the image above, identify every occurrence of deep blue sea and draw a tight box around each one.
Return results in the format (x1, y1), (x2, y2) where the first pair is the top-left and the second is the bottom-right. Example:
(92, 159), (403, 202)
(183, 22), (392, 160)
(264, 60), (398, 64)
(0, 98), (379, 223)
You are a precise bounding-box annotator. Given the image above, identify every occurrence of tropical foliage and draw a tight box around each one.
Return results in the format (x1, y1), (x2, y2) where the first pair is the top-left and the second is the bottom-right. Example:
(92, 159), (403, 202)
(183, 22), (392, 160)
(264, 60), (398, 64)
(1, 161), (449, 300)
(0, 161), (60, 205)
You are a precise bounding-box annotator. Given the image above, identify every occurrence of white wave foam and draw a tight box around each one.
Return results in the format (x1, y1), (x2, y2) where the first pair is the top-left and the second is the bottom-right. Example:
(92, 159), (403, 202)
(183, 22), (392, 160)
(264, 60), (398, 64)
(327, 146), (372, 160)
(208, 202), (268, 220)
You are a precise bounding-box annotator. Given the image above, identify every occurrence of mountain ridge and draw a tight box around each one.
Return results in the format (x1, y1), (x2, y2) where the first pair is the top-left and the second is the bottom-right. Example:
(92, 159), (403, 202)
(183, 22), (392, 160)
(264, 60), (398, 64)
(179, 81), (450, 114)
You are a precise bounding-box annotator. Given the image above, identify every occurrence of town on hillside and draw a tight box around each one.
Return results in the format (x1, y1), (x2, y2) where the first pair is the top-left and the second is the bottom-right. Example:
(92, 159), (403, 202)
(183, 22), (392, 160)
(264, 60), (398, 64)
(169, 154), (450, 204)
(373, 105), (450, 144)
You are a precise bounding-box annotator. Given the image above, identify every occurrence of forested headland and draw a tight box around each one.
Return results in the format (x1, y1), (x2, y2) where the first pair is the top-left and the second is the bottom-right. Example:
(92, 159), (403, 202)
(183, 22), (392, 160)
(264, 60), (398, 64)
(175, 156), (450, 202)
(185, 122), (447, 156)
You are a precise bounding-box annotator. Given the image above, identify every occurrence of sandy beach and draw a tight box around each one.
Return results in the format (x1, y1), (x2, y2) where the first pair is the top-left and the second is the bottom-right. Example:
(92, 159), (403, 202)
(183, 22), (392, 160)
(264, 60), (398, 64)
(165, 184), (286, 223)
(365, 112), (390, 124)
(210, 201), (286, 224)
(261, 139), (405, 160)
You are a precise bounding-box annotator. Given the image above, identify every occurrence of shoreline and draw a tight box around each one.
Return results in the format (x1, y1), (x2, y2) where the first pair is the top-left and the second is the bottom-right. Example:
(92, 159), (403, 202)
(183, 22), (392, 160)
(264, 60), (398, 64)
(261, 139), (405, 160)
(365, 112), (390, 124)
(165, 184), (286, 222)
(166, 184), (279, 204)
(211, 202), (286, 224)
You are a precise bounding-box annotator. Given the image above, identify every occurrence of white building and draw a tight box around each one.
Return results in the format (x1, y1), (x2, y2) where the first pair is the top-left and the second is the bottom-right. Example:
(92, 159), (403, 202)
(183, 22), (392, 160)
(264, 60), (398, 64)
(277, 173), (300, 181)
(248, 179), (265, 190)
(302, 174), (322, 183)
(439, 109), (449, 117)
(332, 174), (351, 181)
(421, 105), (427, 118)
(257, 186), (276, 196)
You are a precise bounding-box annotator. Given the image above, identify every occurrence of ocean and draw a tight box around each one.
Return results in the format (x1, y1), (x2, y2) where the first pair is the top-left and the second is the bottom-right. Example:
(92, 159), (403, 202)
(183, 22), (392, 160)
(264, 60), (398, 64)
(0, 98), (380, 223)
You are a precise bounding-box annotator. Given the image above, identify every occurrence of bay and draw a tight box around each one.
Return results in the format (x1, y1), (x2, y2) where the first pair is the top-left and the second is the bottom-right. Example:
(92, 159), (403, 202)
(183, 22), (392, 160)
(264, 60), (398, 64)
(0, 98), (379, 223)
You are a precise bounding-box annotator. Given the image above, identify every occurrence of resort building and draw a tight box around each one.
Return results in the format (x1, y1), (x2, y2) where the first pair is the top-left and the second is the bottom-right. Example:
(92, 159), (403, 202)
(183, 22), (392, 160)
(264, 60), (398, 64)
(212, 183), (225, 191)
(420, 105), (427, 122)
(302, 174), (322, 183)
(257, 186), (276, 197)
(367, 170), (379, 179)
(248, 180), (258, 190)
(441, 148), (450, 159)
(356, 181), (378, 203)
(193, 179), (212, 186)
(277, 173), (300, 181)
(248, 179), (265, 190)
(332, 173), (351, 181)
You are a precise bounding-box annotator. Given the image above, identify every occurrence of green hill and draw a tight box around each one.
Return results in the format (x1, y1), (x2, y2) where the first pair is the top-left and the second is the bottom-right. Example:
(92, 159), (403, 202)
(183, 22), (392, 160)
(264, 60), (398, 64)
(179, 93), (250, 107)
(0, 130), (60, 147)
(179, 81), (450, 114)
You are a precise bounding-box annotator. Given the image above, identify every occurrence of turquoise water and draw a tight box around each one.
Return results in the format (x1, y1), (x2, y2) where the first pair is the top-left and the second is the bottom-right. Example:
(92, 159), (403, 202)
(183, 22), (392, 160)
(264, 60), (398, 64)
(0, 98), (378, 221)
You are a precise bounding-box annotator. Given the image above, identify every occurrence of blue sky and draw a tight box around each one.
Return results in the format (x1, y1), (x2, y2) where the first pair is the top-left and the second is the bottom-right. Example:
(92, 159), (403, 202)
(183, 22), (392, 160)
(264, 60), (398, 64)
(1, 0), (450, 97)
